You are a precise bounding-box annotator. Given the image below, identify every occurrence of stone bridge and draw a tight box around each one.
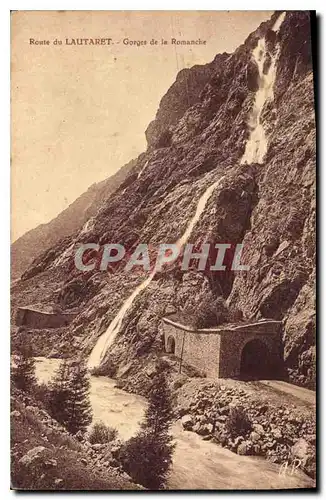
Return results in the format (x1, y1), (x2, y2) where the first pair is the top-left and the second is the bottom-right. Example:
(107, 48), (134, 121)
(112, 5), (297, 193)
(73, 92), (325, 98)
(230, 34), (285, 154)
(162, 317), (283, 379)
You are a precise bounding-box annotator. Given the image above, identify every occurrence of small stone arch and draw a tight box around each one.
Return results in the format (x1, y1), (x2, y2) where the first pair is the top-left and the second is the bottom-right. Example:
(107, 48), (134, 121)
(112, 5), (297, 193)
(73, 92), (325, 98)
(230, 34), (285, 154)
(166, 335), (176, 354)
(240, 338), (272, 380)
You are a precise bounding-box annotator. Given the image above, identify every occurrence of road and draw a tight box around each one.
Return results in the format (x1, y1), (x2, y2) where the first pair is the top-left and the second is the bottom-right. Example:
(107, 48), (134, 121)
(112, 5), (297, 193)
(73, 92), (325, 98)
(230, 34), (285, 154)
(259, 380), (315, 406)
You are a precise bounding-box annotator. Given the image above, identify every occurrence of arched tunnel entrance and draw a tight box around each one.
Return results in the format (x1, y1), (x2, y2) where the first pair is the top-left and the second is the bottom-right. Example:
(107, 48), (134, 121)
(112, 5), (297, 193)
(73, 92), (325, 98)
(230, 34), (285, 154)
(166, 335), (176, 354)
(240, 338), (272, 380)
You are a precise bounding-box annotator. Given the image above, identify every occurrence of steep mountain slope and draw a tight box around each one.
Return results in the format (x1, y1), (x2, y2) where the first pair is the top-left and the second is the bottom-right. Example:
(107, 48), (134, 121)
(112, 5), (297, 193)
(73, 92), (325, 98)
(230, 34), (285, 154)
(11, 12), (316, 389)
(11, 158), (137, 279)
(11, 390), (141, 490)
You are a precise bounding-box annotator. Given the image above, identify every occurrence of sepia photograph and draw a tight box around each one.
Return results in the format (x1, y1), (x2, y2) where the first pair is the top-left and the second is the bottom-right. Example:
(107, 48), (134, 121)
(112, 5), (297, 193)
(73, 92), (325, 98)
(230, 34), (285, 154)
(10, 10), (316, 491)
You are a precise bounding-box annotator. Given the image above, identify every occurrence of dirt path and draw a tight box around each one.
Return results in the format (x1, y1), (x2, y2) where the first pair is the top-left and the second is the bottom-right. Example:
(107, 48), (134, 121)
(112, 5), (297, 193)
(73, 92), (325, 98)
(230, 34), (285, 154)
(34, 358), (315, 490)
(260, 380), (315, 406)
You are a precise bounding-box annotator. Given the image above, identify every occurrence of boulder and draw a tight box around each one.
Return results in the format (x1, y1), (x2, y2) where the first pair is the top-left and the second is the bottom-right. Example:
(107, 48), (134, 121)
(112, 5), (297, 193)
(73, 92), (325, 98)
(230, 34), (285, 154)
(202, 434), (212, 441)
(214, 430), (228, 446)
(10, 410), (21, 418)
(181, 414), (194, 431)
(75, 430), (84, 442)
(237, 441), (251, 456)
(44, 458), (57, 468)
(252, 423), (265, 435)
(19, 446), (46, 466)
(91, 443), (103, 451)
(250, 431), (260, 443)
(102, 448), (113, 463)
(291, 437), (315, 468)
(217, 415), (227, 423)
(271, 427), (283, 440)
(111, 440), (123, 458)
(196, 423), (213, 436)
(306, 434), (316, 445)
(233, 436), (244, 448)
(165, 304), (177, 315)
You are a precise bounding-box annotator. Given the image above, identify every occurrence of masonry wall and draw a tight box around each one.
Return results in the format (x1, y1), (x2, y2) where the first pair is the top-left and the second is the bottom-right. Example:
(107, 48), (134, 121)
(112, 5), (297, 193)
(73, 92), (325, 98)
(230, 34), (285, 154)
(16, 307), (76, 329)
(219, 322), (282, 378)
(163, 321), (221, 378)
(218, 331), (280, 378)
(163, 319), (282, 379)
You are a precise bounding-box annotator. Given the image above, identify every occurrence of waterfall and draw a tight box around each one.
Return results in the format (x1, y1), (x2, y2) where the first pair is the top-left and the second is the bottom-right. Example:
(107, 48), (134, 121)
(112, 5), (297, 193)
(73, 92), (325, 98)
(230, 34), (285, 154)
(87, 175), (225, 369)
(87, 274), (153, 370)
(54, 242), (75, 268)
(80, 217), (95, 235)
(240, 12), (286, 165)
(137, 160), (149, 178)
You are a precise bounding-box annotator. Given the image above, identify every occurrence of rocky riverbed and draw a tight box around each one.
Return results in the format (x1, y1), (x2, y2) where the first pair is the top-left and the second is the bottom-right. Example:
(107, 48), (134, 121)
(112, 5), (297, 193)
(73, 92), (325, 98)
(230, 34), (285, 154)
(175, 377), (316, 479)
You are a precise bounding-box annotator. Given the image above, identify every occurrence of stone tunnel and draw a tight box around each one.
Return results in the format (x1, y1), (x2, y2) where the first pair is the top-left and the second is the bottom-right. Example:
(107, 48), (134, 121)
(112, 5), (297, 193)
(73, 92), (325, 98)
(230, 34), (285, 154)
(162, 317), (283, 380)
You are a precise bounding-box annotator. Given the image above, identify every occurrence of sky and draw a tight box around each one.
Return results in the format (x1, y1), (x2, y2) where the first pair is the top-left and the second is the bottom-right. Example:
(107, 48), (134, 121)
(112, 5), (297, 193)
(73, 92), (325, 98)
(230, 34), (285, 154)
(11, 10), (273, 242)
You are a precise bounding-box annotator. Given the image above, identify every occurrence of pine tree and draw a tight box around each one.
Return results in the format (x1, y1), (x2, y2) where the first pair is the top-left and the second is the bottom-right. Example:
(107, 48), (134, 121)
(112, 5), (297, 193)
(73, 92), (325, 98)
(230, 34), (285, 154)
(48, 359), (72, 428)
(140, 363), (175, 437)
(65, 360), (92, 435)
(12, 338), (37, 393)
(120, 360), (175, 489)
(48, 359), (92, 435)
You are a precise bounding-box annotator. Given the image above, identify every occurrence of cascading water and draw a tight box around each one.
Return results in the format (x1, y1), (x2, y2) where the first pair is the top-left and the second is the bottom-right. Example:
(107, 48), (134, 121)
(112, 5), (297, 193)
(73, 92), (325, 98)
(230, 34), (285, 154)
(88, 175), (225, 369)
(240, 11), (286, 165)
(80, 217), (95, 235)
(88, 13), (287, 370)
(137, 160), (149, 178)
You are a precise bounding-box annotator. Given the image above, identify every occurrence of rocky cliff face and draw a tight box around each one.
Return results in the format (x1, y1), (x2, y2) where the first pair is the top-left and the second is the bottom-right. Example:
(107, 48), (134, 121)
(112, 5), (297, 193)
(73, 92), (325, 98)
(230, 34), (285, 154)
(11, 12), (316, 389)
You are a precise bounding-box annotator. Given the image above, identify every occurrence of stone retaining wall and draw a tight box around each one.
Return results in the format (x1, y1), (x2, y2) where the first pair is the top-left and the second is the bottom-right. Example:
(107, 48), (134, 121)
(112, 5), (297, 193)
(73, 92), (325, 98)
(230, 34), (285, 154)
(16, 307), (76, 329)
(163, 318), (282, 379)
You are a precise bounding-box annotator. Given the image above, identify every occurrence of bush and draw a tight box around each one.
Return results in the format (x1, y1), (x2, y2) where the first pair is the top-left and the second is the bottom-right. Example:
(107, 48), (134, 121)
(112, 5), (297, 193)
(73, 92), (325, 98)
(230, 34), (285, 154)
(90, 360), (116, 378)
(89, 422), (118, 444)
(185, 295), (226, 329)
(184, 295), (243, 329)
(119, 432), (174, 490)
(225, 404), (252, 437)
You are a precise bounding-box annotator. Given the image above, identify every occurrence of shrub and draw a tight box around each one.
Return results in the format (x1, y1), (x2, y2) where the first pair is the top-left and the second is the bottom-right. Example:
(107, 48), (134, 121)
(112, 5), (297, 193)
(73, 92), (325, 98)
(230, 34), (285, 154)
(225, 404), (252, 437)
(119, 432), (173, 490)
(89, 422), (118, 444)
(183, 294), (217, 329)
(90, 360), (116, 378)
(184, 295), (242, 329)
